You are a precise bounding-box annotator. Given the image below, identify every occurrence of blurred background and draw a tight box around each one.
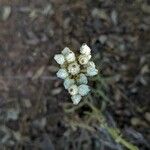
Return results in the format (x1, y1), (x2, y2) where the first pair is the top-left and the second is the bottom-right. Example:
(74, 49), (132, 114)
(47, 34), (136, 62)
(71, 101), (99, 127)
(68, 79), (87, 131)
(0, 0), (150, 150)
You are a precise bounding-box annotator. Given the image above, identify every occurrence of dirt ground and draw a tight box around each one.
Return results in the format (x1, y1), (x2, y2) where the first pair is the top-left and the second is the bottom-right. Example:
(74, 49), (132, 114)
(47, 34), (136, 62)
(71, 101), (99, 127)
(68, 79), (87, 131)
(0, 0), (150, 150)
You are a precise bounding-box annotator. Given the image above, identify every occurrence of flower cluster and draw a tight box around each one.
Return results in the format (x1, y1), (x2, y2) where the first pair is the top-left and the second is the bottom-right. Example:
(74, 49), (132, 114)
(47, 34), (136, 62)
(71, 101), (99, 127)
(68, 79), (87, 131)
(54, 43), (98, 105)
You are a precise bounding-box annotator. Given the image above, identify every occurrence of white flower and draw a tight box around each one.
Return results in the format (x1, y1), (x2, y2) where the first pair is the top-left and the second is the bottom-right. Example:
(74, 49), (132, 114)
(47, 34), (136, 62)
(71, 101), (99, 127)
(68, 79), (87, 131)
(68, 84), (78, 95)
(77, 73), (88, 84)
(71, 94), (82, 105)
(68, 62), (80, 75)
(78, 54), (90, 65)
(56, 69), (68, 79)
(54, 44), (98, 105)
(54, 54), (65, 65)
(80, 43), (91, 55)
(87, 66), (98, 76)
(63, 77), (75, 89)
(62, 47), (72, 55)
(78, 84), (90, 96)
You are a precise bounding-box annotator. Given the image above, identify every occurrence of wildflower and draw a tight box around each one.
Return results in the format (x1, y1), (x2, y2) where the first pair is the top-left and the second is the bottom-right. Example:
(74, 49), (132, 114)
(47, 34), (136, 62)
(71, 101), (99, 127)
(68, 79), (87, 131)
(68, 84), (78, 95)
(80, 43), (91, 55)
(54, 43), (98, 105)
(56, 69), (68, 79)
(68, 62), (80, 75)
(78, 84), (90, 96)
(71, 94), (82, 105)
(54, 54), (65, 65)
(63, 77), (75, 89)
(76, 73), (88, 84)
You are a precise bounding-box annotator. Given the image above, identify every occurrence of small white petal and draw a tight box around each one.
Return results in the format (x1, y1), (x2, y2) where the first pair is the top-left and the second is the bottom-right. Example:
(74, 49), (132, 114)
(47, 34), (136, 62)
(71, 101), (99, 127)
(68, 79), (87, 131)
(68, 84), (78, 95)
(54, 54), (65, 65)
(68, 62), (80, 75)
(77, 73), (88, 84)
(71, 94), (82, 105)
(87, 66), (98, 76)
(56, 69), (68, 79)
(62, 47), (72, 55)
(80, 43), (91, 55)
(78, 54), (90, 65)
(78, 84), (90, 96)
(63, 78), (75, 89)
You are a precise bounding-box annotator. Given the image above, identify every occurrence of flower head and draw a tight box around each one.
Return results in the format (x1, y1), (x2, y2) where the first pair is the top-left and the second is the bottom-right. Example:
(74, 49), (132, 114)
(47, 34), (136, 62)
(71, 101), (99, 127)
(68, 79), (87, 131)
(68, 62), (80, 75)
(87, 66), (98, 76)
(68, 84), (78, 95)
(56, 69), (68, 79)
(80, 43), (91, 55)
(78, 54), (90, 65)
(62, 47), (72, 55)
(78, 84), (90, 96)
(54, 54), (65, 65)
(71, 94), (82, 105)
(63, 77), (75, 89)
(63, 49), (76, 63)
(87, 61), (95, 68)
(76, 73), (88, 84)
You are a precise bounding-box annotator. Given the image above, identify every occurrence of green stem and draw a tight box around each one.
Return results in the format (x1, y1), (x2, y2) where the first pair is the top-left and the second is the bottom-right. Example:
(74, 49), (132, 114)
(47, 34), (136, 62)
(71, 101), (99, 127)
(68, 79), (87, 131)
(106, 126), (139, 150)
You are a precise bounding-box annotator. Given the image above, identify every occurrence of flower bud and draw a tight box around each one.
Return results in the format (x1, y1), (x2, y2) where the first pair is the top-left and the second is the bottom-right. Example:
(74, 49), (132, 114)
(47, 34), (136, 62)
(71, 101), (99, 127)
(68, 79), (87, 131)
(68, 84), (78, 95)
(87, 61), (95, 68)
(65, 52), (76, 63)
(62, 47), (76, 63)
(76, 73), (88, 84)
(54, 54), (65, 65)
(68, 62), (80, 75)
(87, 66), (98, 76)
(80, 43), (91, 55)
(78, 54), (90, 65)
(56, 69), (68, 79)
(62, 47), (72, 55)
(71, 94), (82, 105)
(63, 77), (75, 89)
(78, 84), (90, 96)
